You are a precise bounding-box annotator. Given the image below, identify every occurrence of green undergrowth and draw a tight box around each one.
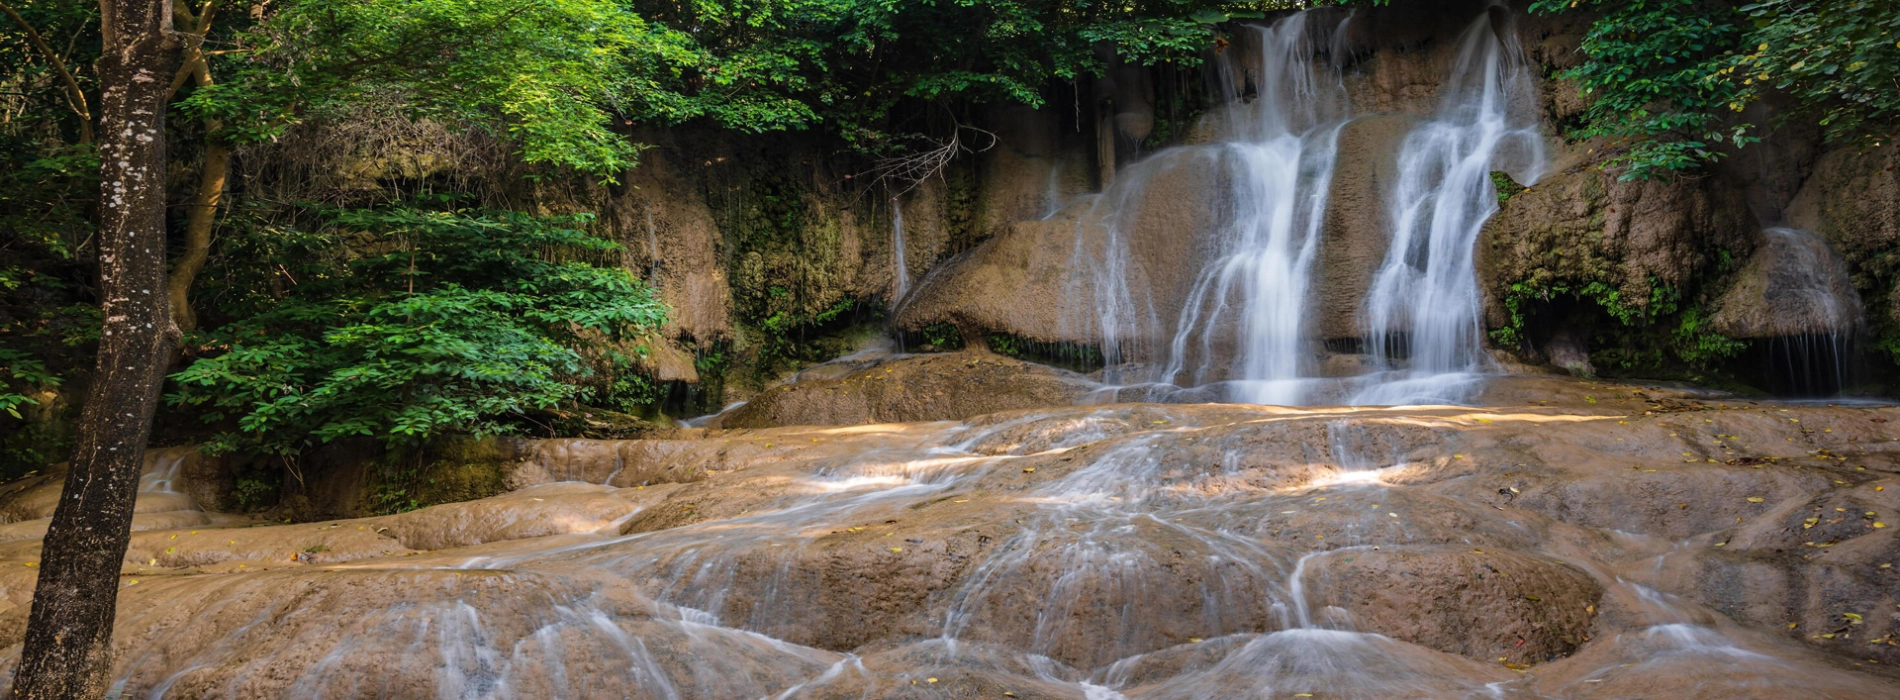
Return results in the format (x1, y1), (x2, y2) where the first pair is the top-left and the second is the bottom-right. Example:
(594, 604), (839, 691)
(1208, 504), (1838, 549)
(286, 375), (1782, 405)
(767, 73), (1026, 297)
(1491, 270), (1749, 387)
(985, 333), (1106, 373)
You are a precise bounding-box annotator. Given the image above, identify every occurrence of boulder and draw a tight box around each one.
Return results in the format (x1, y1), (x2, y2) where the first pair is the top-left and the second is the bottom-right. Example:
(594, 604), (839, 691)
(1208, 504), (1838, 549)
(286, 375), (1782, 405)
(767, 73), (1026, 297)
(713, 351), (1097, 428)
(1786, 142), (1900, 329)
(1315, 113), (1418, 341)
(1708, 228), (1861, 338)
(1478, 160), (1757, 327)
(1304, 546), (1602, 664)
(897, 146), (1228, 352)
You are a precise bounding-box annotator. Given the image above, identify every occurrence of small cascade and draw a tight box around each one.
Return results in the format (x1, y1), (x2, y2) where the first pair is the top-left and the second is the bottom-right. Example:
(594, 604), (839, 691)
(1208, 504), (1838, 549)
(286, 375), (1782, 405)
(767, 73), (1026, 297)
(1040, 159), (1067, 219)
(1353, 3), (1544, 406)
(1732, 227), (1862, 396)
(1072, 11), (1352, 405)
(890, 197), (911, 307)
(1756, 332), (1855, 397)
(138, 450), (187, 494)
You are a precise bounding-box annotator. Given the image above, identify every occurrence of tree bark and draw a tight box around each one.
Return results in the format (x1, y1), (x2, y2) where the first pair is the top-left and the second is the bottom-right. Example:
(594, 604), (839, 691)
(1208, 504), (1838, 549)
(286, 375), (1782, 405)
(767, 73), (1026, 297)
(168, 140), (224, 331)
(8, 0), (179, 696)
(166, 0), (221, 332)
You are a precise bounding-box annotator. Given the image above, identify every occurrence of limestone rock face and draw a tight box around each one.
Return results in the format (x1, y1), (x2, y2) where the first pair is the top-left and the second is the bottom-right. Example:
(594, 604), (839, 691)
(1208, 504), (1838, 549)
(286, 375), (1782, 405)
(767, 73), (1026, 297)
(1477, 161), (1757, 327)
(1315, 113), (1418, 341)
(713, 352), (1097, 429)
(1708, 228), (1861, 338)
(1786, 142), (1900, 329)
(897, 147), (1227, 350)
(972, 104), (1092, 242)
(610, 137), (733, 348)
(893, 217), (1090, 345)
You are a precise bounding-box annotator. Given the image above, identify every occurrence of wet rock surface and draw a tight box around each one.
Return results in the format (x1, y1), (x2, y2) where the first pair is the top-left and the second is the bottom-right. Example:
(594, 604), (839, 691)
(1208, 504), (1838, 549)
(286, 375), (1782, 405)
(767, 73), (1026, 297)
(0, 376), (1894, 697)
(715, 351), (1098, 428)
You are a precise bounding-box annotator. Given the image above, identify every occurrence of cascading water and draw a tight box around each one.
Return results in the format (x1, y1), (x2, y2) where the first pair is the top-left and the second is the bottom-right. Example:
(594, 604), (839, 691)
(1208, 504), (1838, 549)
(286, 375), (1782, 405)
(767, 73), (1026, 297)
(890, 197), (911, 306)
(1750, 226), (1862, 396)
(1352, 4), (1544, 406)
(1073, 11), (1351, 405)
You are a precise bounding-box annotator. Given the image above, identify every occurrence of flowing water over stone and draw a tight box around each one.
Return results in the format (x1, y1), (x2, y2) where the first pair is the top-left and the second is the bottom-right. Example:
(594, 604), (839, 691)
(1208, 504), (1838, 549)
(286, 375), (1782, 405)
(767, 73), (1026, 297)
(1066, 12), (1351, 405)
(893, 198), (913, 307)
(0, 380), (1895, 698)
(1057, 5), (1546, 408)
(1351, 4), (1545, 406)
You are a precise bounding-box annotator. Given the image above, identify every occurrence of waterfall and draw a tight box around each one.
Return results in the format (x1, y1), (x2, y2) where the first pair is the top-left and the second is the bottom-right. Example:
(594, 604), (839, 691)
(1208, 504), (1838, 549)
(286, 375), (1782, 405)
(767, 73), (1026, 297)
(1164, 13), (1352, 405)
(1041, 159), (1067, 219)
(1352, 3), (1544, 406)
(891, 197), (910, 306)
(1075, 11), (1351, 405)
(1753, 226), (1861, 396)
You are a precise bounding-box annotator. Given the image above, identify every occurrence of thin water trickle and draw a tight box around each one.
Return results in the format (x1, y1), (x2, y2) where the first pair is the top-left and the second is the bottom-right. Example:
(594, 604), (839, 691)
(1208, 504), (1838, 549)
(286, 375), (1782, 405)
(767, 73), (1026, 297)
(1354, 3), (1544, 406)
(890, 197), (911, 307)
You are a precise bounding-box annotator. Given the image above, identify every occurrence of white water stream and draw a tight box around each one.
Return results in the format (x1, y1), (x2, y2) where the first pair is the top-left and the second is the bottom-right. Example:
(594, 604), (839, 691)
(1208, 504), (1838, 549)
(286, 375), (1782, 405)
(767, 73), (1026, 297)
(1352, 4), (1544, 406)
(891, 197), (911, 307)
(1069, 11), (1351, 405)
(1066, 4), (1543, 408)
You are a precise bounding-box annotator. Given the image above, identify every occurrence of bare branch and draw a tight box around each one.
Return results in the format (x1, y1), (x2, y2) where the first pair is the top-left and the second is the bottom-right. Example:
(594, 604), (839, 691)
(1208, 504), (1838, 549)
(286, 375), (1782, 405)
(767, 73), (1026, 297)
(0, 0), (93, 143)
(859, 120), (998, 198)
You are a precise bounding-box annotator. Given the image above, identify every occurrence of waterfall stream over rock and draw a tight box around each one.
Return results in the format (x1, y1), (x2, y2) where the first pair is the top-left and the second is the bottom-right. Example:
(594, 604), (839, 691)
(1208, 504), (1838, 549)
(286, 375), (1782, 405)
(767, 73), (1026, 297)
(1, 4), (1897, 699)
(1062, 11), (1352, 405)
(1351, 4), (1544, 406)
(1, 385), (1894, 698)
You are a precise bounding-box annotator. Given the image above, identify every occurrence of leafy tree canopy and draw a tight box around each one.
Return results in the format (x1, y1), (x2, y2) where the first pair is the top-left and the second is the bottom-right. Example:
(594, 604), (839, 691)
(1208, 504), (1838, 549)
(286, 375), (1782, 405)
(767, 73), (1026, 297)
(168, 204), (668, 458)
(1533, 0), (1900, 179)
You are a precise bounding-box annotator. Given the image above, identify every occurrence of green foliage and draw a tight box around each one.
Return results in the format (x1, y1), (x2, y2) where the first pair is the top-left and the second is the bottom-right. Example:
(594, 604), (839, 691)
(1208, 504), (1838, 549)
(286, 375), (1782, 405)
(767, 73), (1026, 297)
(915, 322), (966, 351)
(985, 333), (1105, 372)
(1492, 274), (1745, 380)
(370, 473), (424, 515)
(1489, 171), (1525, 204)
(1729, 0), (1900, 145)
(168, 205), (668, 458)
(0, 349), (57, 420)
(1530, 0), (1754, 179)
(0, 0), (100, 144)
(1534, 0), (1900, 178)
(183, 0), (685, 175)
(233, 477), (279, 510)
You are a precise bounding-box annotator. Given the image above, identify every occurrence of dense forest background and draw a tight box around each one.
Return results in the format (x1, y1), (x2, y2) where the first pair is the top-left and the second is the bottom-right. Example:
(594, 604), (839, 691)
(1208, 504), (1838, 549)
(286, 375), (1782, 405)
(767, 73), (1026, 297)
(2, 0), (1896, 490)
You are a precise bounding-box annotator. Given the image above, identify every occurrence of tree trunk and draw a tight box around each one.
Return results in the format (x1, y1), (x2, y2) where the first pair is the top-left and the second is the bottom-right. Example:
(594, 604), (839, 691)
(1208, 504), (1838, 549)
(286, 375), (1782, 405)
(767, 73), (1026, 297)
(165, 0), (221, 332)
(8, 0), (179, 696)
(168, 140), (225, 332)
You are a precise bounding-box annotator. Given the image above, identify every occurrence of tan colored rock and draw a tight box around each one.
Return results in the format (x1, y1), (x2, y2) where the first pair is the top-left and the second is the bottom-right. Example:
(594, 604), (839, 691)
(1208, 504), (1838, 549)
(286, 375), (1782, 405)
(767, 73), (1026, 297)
(897, 147), (1227, 351)
(1786, 142), (1900, 328)
(1316, 113), (1418, 340)
(1708, 228), (1860, 338)
(1478, 161), (1757, 327)
(1305, 546), (1601, 663)
(611, 138), (733, 347)
(713, 352), (1096, 429)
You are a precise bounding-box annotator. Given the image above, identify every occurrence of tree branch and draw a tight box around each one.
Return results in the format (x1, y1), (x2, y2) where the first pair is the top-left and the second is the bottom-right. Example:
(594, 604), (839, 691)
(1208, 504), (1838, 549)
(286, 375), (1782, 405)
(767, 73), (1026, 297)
(0, 0), (93, 144)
